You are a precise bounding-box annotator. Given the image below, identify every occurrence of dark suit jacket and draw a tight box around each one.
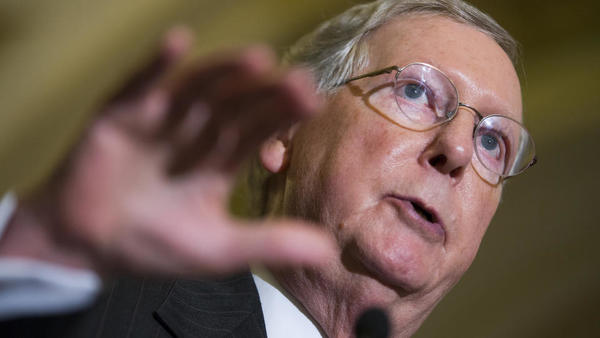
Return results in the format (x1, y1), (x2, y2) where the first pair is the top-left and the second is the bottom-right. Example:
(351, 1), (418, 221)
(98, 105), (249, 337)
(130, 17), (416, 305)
(0, 272), (267, 338)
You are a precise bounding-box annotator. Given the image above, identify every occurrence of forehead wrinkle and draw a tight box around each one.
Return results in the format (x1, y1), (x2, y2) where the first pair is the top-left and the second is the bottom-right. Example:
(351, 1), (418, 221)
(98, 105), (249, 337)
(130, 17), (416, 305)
(439, 41), (522, 121)
(448, 68), (522, 121)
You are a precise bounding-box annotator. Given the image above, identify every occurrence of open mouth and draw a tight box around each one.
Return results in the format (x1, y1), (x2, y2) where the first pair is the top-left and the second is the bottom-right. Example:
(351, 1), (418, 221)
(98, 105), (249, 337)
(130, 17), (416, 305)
(386, 194), (446, 242)
(410, 201), (436, 223)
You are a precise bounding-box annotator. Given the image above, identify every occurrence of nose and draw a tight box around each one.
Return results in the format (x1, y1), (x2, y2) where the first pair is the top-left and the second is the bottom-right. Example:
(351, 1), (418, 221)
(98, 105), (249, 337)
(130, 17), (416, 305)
(419, 107), (475, 182)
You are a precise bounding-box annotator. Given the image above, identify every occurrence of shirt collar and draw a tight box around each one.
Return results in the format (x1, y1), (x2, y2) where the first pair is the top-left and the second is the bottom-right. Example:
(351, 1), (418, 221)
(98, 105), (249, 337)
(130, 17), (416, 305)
(0, 192), (101, 319)
(252, 266), (324, 338)
(0, 191), (17, 239)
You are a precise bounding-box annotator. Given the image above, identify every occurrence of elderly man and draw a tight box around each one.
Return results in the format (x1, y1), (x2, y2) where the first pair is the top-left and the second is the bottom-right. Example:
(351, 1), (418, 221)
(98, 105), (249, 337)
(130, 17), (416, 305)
(0, 0), (535, 337)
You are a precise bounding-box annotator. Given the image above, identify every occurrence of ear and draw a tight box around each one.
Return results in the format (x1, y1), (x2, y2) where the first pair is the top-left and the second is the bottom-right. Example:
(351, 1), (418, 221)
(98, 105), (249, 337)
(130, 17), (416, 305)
(259, 125), (298, 174)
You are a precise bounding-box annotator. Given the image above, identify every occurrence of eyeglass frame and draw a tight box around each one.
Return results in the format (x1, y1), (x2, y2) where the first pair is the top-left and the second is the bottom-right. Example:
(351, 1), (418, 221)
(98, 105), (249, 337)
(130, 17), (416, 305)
(338, 62), (538, 181)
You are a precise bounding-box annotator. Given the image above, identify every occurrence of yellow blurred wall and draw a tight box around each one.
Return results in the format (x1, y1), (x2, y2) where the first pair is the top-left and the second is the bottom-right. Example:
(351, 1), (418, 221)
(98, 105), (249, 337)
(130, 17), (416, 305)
(1, 1), (598, 336)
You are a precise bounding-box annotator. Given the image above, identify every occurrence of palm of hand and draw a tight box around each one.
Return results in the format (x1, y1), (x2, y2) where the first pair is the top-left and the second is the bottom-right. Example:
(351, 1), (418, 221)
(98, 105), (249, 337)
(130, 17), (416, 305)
(46, 28), (333, 277)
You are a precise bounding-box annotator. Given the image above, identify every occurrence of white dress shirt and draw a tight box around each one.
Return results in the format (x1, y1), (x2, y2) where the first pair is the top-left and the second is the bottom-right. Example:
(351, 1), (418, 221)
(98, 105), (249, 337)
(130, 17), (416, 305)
(252, 267), (324, 338)
(0, 192), (101, 320)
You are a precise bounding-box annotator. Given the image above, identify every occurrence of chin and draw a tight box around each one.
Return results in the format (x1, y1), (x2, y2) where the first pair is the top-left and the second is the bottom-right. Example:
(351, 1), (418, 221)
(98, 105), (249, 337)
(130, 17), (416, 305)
(342, 238), (434, 299)
(341, 204), (443, 295)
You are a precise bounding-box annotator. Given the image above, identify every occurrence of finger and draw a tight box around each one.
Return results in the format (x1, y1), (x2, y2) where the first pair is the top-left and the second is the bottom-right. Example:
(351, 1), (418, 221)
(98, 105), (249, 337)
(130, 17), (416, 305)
(207, 67), (319, 141)
(103, 216), (335, 278)
(102, 27), (193, 137)
(167, 68), (320, 175)
(165, 219), (337, 275)
(158, 45), (277, 141)
(223, 219), (337, 270)
(221, 68), (321, 170)
(106, 26), (193, 106)
(198, 68), (318, 172)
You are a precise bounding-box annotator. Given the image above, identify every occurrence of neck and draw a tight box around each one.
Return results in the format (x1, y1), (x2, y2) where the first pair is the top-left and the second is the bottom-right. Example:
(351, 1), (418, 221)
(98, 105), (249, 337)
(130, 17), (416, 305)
(271, 263), (443, 338)
(271, 266), (354, 338)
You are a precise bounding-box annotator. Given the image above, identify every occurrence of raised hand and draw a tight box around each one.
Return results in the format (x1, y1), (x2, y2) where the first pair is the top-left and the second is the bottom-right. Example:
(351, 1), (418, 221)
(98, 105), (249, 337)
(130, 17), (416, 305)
(26, 27), (334, 277)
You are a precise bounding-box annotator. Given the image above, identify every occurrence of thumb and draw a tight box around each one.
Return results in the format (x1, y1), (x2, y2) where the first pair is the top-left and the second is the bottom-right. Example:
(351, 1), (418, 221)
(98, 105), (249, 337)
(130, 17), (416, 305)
(228, 219), (337, 269)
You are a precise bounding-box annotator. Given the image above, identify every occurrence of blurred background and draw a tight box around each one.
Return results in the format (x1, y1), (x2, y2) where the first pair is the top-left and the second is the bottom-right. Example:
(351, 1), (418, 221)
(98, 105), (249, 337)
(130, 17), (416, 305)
(0, 0), (598, 336)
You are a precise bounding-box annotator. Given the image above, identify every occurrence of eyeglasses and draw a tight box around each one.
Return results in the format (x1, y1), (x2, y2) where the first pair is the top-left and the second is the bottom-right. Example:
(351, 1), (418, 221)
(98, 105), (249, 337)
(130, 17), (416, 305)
(341, 62), (537, 183)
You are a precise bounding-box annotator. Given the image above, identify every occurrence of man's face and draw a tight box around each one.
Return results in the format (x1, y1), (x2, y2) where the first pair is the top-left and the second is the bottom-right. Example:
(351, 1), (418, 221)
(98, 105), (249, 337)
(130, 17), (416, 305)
(272, 14), (522, 335)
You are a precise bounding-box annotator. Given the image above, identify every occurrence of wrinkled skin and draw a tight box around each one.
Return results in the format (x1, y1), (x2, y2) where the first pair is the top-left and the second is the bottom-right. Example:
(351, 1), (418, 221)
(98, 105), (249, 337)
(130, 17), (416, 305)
(261, 15), (522, 337)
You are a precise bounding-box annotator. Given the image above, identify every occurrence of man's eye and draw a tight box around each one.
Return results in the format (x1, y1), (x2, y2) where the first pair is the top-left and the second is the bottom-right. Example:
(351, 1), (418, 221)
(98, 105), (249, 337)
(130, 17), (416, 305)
(396, 82), (429, 105)
(476, 130), (508, 174)
(392, 80), (438, 125)
(404, 83), (426, 99)
(480, 134), (498, 151)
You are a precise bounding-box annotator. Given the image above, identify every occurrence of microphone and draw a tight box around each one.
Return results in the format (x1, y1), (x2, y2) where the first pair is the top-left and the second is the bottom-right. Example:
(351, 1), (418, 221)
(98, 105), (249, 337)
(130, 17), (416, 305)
(354, 307), (390, 338)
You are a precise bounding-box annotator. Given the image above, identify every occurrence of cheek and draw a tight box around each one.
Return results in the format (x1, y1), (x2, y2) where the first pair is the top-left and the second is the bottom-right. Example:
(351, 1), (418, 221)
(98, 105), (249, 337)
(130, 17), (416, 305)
(285, 96), (446, 291)
(289, 107), (399, 218)
(331, 111), (419, 187)
(344, 202), (444, 293)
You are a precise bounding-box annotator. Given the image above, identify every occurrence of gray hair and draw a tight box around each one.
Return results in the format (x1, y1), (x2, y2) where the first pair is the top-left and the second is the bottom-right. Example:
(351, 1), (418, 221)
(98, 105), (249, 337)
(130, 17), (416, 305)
(234, 0), (521, 217)
(283, 0), (520, 92)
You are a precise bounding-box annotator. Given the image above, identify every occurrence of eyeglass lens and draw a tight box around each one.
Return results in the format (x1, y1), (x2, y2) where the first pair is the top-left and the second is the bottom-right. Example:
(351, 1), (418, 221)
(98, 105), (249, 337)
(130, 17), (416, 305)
(389, 63), (534, 179)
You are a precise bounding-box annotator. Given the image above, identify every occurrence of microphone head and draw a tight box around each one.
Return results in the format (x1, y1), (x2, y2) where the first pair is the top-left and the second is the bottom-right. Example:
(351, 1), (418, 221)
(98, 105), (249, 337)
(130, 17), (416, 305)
(354, 307), (390, 338)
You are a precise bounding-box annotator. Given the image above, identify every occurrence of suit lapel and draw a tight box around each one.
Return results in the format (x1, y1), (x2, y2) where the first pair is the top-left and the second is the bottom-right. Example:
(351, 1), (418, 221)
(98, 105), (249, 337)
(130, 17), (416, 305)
(154, 272), (267, 338)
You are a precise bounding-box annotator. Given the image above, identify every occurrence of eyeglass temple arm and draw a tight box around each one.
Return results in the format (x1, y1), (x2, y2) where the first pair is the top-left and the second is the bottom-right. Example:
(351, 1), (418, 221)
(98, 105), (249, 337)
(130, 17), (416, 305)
(529, 156), (538, 167)
(502, 156), (537, 181)
(338, 66), (401, 86)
